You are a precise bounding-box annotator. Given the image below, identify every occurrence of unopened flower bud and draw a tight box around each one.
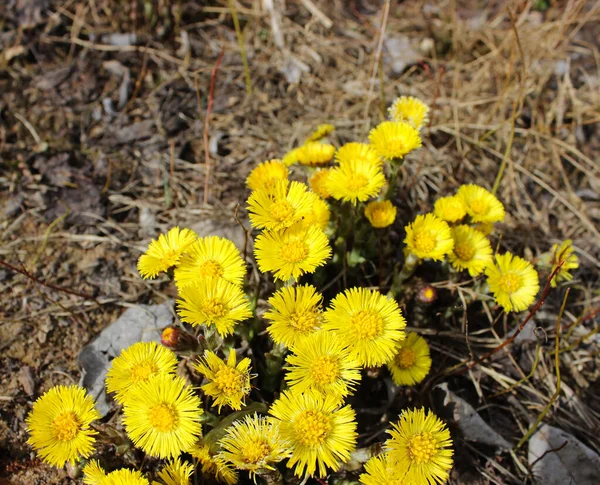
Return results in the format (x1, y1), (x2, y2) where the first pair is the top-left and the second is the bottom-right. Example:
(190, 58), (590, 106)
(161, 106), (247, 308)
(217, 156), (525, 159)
(161, 326), (201, 352)
(417, 285), (437, 304)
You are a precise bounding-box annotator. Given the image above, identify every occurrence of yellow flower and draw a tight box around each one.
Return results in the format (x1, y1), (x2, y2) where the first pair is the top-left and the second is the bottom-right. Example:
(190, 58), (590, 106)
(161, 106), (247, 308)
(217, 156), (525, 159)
(359, 453), (406, 485)
(83, 460), (107, 485)
(283, 147), (303, 167)
(83, 461), (150, 485)
(388, 96), (430, 130)
(218, 414), (290, 477)
(323, 287), (406, 367)
(302, 193), (330, 230)
(191, 443), (239, 485)
(174, 236), (246, 289)
(177, 278), (252, 337)
(122, 374), (202, 459)
(194, 350), (252, 411)
(285, 331), (361, 404)
(157, 457), (194, 485)
(550, 239), (579, 287)
(327, 157), (386, 205)
(137, 227), (197, 279)
(433, 195), (466, 223)
(368, 121), (422, 161)
(335, 142), (382, 168)
(247, 181), (314, 231)
(306, 124), (335, 142)
(105, 342), (178, 405)
(386, 408), (454, 485)
(404, 213), (454, 261)
(254, 224), (331, 281)
(297, 142), (336, 166)
(387, 332), (431, 386)
(448, 225), (493, 277)
(263, 284), (324, 348)
(246, 159), (289, 193)
(486, 252), (540, 312)
(365, 200), (397, 228)
(270, 390), (357, 478)
(309, 169), (332, 199)
(26, 385), (100, 467)
(457, 184), (505, 223)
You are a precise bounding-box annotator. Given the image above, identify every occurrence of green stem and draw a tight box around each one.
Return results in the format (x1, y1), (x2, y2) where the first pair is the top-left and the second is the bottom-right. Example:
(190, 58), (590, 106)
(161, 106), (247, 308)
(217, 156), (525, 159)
(388, 252), (419, 297)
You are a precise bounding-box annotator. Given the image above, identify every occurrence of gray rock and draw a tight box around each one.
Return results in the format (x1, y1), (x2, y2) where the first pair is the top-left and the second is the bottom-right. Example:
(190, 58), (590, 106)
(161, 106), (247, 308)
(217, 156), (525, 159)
(79, 301), (173, 415)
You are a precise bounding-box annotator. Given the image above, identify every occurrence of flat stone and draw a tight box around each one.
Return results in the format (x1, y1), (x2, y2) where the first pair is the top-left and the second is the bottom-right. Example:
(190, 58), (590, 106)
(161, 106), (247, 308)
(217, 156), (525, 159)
(79, 301), (173, 415)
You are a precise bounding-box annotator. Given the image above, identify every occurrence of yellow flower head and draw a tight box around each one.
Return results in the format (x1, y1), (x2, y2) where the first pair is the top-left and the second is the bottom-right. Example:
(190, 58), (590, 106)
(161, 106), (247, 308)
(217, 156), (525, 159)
(285, 331), (361, 404)
(138, 227), (197, 279)
(297, 142), (336, 167)
(302, 193), (330, 231)
(306, 124), (335, 142)
(486, 252), (540, 313)
(283, 147), (303, 167)
(195, 350), (252, 411)
(457, 184), (505, 223)
(246, 159), (289, 193)
(191, 443), (239, 485)
(404, 213), (454, 261)
(365, 200), (397, 228)
(309, 169), (332, 199)
(105, 342), (178, 405)
(386, 408), (453, 485)
(327, 158), (386, 205)
(323, 288), (407, 367)
(174, 236), (246, 289)
(264, 284), (324, 348)
(387, 332), (431, 386)
(26, 385), (100, 468)
(433, 195), (467, 223)
(335, 142), (382, 168)
(218, 414), (290, 477)
(270, 390), (357, 478)
(83, 461), (150, 485)
(254, 224), (331, 281)
(448, 225), (493, 277)
(388, 96), (430, 130)
(177, 278), (252, 337)
(157, 457), (194, 485)
(368, 121), (422, 161)
(247, 181), (315, 231)
(359, 453), (406, 485)
(550, 239), (579, 288)
(122, 374), (203, 459)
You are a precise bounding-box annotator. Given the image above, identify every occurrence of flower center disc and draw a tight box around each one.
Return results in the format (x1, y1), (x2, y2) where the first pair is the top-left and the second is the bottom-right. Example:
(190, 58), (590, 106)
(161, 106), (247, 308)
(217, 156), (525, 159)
(498, 273), (522, 294)
(469, 199), (488, 215)
(395, 348), (417, 369)
(148, 403), (178, 432)
(294, 410), (331, 447)
(289, 309), (319, 333)
(199, 259), (223, 278)
(214, 366), (243, 395)
(347, 173), (368, 192)
(280, 241), (309, 263)
(130, 360), (159, 383)
(310, 356), (340, 386)
(408, 432), (438, 464)
(454, 242), (475, 261)
(242, 439), (272, 464)
(270, 200), (295, 223)
(204, 298), (227, 319)
(350, 310), (384, 340)
(52, 411), (80, 441)
(414, 231), (436, 254)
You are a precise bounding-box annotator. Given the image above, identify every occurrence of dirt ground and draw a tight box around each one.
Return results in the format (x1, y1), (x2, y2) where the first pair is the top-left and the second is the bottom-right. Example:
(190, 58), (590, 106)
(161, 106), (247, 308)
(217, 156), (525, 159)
(1, 0), (599, 484)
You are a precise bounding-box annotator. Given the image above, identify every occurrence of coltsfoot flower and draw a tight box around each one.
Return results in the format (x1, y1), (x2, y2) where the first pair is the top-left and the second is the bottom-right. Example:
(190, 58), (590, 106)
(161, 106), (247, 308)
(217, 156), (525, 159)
(122, 374), (202, 459)
(448, 225), (493, 277)
(433, 195), (467, 223)
(368, 121), (422, 161)
(386, 408), (453, 485)
(457, 184), (505, 223)
(105, 342), (178, 405)
(387, 332), (432, 386)
(26, 385), (101, 467)
(82, 460), (150, 485)
(550, 239), (579, 287)
(365, 200), (397, 228)
(195, 350), (252, 411)
(219, 414), (290, 477)
(270, 390), (357, 478)
(309, 169), (332, 199)
(359, 453), (406, 485)
(254, 224), (331, 281)
(137, 227), (197, 279)
(177, 278), (252, 337)
(297, 142), (336, 166)
(404, 213), (454, 261)
(486, 252), (540, 312)
(285, 331), (361, 403)
(305, 123), (335, 142)
(263, 284), (324, 348)
(283, 147), (303, 166)
(323, 287), (406, 367)
(246, 159), (289, 193)
(174, 236), (246, 289)
(327, 154), (386, 204)
(335, 142), (382, 168)
(157, 457), (194, 485)
(388, 95), (430, 130)
(191, 442), (239, 485)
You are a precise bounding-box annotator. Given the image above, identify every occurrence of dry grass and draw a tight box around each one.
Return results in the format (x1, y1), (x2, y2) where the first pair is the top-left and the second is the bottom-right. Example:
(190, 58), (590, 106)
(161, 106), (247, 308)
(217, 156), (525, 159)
(1, 0), (599, 483)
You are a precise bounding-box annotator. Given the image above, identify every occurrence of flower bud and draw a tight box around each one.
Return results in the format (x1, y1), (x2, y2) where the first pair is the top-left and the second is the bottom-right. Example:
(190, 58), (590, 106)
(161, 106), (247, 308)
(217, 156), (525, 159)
(417, 285), (437, 304)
